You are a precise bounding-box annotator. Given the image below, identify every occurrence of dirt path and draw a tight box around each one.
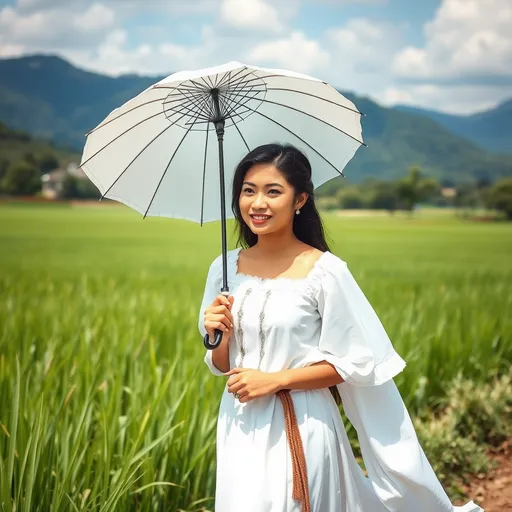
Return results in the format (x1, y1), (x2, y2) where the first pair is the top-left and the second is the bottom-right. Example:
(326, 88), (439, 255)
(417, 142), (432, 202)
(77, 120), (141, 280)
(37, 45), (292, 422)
(455, 438), (511, 511)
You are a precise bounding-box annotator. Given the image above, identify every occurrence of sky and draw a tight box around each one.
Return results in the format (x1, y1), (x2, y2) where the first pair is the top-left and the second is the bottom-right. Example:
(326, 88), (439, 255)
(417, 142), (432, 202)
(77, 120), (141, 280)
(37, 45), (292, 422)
(0, 0), (511, 115)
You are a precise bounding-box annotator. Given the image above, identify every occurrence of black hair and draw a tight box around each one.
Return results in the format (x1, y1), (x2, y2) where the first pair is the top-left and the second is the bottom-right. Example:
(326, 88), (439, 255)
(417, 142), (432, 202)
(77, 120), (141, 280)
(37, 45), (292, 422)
(231, 143), (340, 405)
(231, 143), (331, 252)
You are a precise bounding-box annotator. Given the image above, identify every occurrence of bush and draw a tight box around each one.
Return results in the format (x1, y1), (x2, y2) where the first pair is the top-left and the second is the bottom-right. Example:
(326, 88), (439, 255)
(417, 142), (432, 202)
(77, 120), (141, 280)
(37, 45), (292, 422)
(486, 178), (512, 219)
(336, 187), (365, 209)
(416, 413), (489, 489)
(447, 372), (512, 446)
(368, 182), (399, 211)
(414, 370), (512, 496)
(1, 160), (41, 195)
(61, 175), (101, 200)
(316, 196), (339, 211)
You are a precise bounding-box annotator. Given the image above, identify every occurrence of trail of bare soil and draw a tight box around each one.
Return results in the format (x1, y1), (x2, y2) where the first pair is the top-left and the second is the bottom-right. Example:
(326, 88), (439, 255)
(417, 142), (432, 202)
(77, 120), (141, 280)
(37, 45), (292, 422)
(454, 438), (511, 511)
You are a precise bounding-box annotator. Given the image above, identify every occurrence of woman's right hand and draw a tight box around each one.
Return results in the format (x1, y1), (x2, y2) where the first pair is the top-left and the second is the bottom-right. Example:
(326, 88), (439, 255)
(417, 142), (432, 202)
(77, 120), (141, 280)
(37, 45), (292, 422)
(204, 294), (235, 343)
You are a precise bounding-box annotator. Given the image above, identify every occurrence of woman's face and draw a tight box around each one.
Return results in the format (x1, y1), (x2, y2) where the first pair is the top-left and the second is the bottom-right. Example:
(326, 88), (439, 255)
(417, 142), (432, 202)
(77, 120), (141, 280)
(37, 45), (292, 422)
(239, 163), (306, 235)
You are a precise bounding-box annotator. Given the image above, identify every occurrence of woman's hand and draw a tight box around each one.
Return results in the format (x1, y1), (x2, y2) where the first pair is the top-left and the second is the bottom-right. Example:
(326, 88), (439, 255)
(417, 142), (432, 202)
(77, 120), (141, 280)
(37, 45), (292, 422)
(226, 368), (283, 403)
(204, 294), (235, 343)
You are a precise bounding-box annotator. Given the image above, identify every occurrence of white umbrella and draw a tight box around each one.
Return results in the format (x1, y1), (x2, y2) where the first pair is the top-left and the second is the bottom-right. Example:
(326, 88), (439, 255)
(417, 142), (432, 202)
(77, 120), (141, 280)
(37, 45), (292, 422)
(80, 61), (365, 348)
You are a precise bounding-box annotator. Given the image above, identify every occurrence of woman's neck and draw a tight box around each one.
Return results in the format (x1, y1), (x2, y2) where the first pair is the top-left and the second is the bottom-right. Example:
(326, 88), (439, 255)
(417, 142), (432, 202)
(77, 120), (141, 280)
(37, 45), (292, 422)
(252, 231), (306, 258)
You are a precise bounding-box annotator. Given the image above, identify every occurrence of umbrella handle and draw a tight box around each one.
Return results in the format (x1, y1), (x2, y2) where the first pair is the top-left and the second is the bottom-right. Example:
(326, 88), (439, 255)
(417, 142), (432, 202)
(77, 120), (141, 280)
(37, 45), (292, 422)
(203, 288), (229, 350)
(203, 330), (223, 350)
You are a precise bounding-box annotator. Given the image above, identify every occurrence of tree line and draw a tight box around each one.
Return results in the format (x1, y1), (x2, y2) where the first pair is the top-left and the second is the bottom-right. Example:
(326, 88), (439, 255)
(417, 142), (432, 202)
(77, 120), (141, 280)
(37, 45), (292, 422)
(1, 151), (511, 219)
(0, 150), (99, 199)
(317, 166), (512, 220)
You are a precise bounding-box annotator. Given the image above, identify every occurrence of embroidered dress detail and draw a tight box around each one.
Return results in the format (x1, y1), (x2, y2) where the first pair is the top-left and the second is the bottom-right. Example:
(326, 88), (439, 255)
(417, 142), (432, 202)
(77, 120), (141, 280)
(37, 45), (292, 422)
(236, 287), (252, 367)
(231, 247), (325, 299)
(257, 289), (272, 370)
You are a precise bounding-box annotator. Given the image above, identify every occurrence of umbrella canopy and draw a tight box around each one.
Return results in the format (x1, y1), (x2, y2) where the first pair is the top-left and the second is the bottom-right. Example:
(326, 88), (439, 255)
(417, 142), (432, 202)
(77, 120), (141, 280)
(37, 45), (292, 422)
(80, 61), (364, 224)
(80, 61), (365, 348)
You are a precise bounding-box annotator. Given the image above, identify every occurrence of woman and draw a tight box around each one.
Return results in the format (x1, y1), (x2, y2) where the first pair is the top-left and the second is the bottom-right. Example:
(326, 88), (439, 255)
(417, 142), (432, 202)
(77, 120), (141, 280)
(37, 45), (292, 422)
(198, 143), (482, 512)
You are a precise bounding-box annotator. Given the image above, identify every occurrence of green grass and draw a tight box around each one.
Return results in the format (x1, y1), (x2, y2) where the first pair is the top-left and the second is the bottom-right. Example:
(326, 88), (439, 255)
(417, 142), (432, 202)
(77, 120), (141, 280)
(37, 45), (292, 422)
(0, 203), (511, 511)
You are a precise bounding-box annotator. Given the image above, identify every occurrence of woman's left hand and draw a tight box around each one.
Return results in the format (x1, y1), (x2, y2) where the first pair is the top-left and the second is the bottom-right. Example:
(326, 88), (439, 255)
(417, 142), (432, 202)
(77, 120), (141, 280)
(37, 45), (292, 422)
(226, 368), (282, 403)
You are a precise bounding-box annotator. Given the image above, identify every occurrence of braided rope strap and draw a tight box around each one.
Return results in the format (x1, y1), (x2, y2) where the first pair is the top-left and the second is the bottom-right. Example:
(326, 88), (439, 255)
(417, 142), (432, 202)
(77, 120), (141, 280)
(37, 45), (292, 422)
(276, 389), (311, 512)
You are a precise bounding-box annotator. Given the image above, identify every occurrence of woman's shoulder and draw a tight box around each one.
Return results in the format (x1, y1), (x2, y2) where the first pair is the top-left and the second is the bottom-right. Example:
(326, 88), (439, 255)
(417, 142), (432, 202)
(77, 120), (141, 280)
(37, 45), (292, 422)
(287, 245), (348, 275)
(315, 250), (349, 276)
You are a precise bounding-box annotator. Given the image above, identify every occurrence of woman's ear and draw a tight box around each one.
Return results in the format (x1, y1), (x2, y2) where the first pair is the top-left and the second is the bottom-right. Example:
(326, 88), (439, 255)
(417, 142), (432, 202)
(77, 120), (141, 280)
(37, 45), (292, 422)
(295, 193), (308, 210)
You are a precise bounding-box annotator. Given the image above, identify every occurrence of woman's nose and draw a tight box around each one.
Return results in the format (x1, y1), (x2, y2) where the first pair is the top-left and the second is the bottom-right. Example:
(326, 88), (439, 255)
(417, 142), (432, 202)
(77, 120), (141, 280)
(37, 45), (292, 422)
(252, 194), (268, 209)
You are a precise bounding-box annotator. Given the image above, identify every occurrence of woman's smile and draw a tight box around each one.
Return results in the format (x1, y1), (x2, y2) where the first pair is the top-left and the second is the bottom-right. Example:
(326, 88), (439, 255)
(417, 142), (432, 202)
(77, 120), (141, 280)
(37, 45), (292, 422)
(250, 214), (273, 225)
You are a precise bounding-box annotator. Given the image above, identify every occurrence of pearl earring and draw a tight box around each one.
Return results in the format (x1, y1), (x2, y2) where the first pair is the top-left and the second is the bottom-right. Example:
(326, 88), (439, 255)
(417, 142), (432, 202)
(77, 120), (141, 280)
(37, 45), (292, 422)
(295, 209), (300, 215)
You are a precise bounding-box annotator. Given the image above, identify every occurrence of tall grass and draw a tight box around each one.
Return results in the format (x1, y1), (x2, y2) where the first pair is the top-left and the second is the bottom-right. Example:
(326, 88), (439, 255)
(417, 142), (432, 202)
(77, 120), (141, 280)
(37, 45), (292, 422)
(0, 204), (511, 510)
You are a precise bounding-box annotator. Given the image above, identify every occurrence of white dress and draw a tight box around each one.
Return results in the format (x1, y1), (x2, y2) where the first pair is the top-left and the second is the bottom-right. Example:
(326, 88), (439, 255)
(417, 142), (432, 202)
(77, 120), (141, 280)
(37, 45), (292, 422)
(198, 248), (483, 512)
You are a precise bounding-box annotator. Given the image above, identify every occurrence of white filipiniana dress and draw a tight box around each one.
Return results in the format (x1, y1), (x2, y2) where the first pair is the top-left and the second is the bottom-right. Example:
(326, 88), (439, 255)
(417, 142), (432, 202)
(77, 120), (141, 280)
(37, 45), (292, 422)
(198, 247), (483, 512)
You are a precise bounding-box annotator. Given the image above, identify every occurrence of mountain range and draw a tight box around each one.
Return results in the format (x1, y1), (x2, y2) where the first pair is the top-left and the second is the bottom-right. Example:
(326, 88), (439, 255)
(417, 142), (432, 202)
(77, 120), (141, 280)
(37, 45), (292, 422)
(0, 54), (510, 185)
(396, 101), (512, 155)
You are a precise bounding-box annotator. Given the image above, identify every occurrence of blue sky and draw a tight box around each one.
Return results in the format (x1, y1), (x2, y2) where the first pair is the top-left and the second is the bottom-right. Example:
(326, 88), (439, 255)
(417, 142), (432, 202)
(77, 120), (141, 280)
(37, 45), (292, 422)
(0, 0), (510, 114)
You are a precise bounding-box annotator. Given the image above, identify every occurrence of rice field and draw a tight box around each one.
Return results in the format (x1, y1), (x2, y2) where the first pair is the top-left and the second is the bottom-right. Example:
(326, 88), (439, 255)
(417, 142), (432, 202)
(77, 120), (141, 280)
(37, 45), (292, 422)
(0, 202), (511, 511)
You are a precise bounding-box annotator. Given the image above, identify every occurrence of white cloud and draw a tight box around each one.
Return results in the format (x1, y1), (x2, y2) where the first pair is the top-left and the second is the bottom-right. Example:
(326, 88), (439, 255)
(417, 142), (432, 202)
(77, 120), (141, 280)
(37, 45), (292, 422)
(0, 2), (116, 49)
(248, 31), (329, 74)
(79, 3), (116, 31)
(328, 18), (404, 72)
(319, 18), (405, 97)
(313, 0), (388, 4)
(1, 0), (510, 115)
(380, 83), (512, 114)
(0, 44), (24, 57)
(16, 0), (68, 13)
(393, 0), (512, 81)
(62, 29), (196, 75)
(220, 0), (283, 33)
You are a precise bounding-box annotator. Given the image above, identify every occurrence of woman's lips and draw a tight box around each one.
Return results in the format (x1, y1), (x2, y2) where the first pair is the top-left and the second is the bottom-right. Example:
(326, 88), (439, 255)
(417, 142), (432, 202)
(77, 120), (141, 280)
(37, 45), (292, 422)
(250, 214), (272, 225)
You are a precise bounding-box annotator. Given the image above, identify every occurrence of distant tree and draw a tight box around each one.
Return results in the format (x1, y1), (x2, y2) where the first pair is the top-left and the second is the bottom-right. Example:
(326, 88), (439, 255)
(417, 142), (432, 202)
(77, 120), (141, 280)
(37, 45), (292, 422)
(23, 152), (37, 166)
(486, 178), (512, 220)
(317, 196), (339, 211)
(316, 175), (345, 197)
(61, 174), (101, 200)
(396, 166), (440, 213)
(0, 157), (9, 185)
(368, 182), (399, 213)
(0, 122), (30, 142)
(1, 161), (41, 195)
(453, 182), (480, 218)
(61, 175), (80, 199)
(336, 187), (364, 209)
(476, 174), (493, 190)
(36, 150), (59, 174)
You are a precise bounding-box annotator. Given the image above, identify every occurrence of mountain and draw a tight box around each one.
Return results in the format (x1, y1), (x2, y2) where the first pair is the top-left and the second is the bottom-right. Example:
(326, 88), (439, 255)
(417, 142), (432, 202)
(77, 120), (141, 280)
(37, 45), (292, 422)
(395, 101), (512, 154)
(339, 93), (512, 185)
(0, 54), (161, 150)
(0, 54), (511, 185)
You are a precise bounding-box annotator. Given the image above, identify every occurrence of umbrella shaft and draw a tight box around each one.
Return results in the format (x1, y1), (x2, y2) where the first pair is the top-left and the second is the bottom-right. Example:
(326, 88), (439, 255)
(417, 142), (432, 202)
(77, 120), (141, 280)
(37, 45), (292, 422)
(216, 125), (228, 292)
(211, 84), (229, 293)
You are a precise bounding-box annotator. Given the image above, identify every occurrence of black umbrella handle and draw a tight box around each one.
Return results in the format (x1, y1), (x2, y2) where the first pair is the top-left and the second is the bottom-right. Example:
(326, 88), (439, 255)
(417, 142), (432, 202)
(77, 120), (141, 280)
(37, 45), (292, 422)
(203, 330), (223, 350)
(203, 288), (230, 350)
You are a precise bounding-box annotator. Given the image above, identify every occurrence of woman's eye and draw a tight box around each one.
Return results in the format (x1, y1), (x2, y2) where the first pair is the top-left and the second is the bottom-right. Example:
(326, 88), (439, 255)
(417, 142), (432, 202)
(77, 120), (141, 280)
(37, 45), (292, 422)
(242, 187), (280, 195)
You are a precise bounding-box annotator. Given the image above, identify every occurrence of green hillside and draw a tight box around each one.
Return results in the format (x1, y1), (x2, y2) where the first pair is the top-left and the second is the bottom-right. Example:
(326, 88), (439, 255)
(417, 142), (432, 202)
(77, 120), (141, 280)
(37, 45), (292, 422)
(396, 100), (512, 154)
(0, 122), (79, 168)
(0, 55), (511, 186)
(339, 93), (512, 186)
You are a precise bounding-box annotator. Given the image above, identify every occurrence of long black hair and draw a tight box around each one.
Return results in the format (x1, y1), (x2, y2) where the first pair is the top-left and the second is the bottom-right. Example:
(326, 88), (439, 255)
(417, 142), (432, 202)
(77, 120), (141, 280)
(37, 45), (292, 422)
(231, 143), (331, 252)
(231, 143), (341, 405)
